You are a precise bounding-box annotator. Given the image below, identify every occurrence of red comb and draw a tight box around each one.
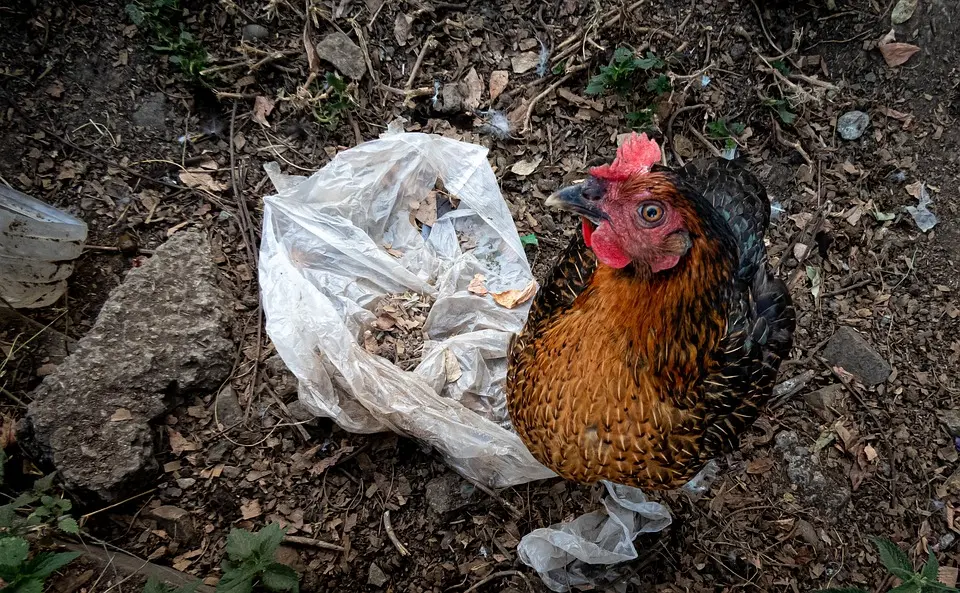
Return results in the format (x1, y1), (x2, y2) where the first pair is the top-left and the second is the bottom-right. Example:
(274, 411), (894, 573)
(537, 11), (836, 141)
(589, 132), (661, 181)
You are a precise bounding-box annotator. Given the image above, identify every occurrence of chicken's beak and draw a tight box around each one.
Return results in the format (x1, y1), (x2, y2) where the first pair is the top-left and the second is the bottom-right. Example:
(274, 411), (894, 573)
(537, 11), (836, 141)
(545, 183), (605, 224)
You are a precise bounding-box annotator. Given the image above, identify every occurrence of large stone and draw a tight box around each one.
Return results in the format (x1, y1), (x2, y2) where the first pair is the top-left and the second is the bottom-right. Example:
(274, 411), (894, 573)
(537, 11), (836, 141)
(822, 326), (891, 386)
(775, 431), (850, 520)
(315, 32), (366, 80)
(21, 232), (234, 501)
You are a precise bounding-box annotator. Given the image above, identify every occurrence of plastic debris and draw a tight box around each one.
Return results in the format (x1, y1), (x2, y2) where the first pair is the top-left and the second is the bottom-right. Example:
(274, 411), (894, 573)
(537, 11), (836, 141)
(259, 128), (554, 489)
(0, 186), (88, 308)
(905, 182), (938, 232)
(518, 481), (672, 592)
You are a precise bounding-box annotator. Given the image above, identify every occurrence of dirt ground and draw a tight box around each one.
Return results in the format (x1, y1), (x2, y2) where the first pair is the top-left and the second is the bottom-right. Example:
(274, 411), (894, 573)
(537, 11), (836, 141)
(1, 0), (959, 591)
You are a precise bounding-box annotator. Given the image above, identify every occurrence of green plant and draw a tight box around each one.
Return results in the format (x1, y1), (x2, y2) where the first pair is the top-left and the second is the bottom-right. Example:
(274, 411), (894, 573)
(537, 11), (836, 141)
(626, 108), (655, 132)
(126, 0), (208, 79)
(706, 118), (745, 152)
(0, 453), (81, 592)
(311, 73), (353, 130)
(646, 74), (672, 96)
(585, 48), (664, 96)
(772, 60), (791, 76)
(0, 470), (79, 537)
(817, 537), (959, 593)
(217, 523), (299, 593)
(0, 536), (81, 593)
(763, 97), (797, 125)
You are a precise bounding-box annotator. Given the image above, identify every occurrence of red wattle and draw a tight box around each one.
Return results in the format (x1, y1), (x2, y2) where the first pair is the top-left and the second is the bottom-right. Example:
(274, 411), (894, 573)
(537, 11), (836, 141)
(581, 217), (593, 247)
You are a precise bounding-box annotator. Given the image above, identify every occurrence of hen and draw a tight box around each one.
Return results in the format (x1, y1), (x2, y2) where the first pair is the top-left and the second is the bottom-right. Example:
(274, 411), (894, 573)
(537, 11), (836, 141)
(506, 133), (795, 490)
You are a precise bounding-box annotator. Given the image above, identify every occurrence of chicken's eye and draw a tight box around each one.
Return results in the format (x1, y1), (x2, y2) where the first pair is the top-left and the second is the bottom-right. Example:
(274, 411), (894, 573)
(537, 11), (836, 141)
(638, 202), (664, 224)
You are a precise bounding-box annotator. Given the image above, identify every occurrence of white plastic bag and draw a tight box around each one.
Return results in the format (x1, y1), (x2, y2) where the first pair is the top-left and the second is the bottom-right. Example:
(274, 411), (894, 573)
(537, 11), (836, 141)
(259, 129), (555, 487)
(518, 481), (673, 592)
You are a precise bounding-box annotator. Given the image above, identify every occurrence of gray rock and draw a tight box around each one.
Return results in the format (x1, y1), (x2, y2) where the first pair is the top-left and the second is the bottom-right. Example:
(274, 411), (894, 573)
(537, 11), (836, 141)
(149, 505), (198, 546)
(131, 92), (167, 129)
(437, 84), (463, 114)
(938, 409), (960, 437)
(315, 32), (366, 80)
(241, 24), (269, 40)
(425, 473), (475, 515)
(822, 327), (891, 386)
(803, 384), (845, 422)
(837, 110), (870, 140)
(22, 232), (234, 501)
(213, 385), (244, 428)
(368, 562), (389, 587)
(775, 431), (850, 520)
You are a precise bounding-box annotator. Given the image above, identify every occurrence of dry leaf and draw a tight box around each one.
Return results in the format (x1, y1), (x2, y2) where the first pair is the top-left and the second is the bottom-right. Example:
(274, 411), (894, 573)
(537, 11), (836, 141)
(939, 566), (959, 588)
(166, 220), (190, 237)
(511, 156), (543, 176)
(443, 349), (462, 382)
(110, 408), (133, 422)
(511, 51), (540, 74)
(311, 443), (356, 476)
(411, 191), (438, 226)
(905, 180), (925, 199)
(489, 70), (509, 101)
(240, 499), (262, 519)
(45, 82), (65, 98)
(492, 281), (537, 309)
(461, 68), (483, 111)
(302, 18), (319, 73)
(167, 428), (199, 455)
(179, 171), (226, 193)
(864, 443), (878, 462)
(877, 30), (920, 67)
(252, 96), (275, 127)
(467, 274), (488, 296)
(0, 416), (17, 449)
(394, 13), (413, 46)
(746, 457), (775, 474)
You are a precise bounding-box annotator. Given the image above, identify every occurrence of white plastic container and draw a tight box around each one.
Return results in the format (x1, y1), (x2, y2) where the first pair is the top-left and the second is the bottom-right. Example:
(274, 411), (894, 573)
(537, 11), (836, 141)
(0, 186), (88, 308)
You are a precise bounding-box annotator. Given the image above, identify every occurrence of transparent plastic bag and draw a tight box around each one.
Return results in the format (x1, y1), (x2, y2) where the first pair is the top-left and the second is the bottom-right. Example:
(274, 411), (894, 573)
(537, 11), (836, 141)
(0, 186), (88, 308)
(258, 128), (555, 487)
(517, 481), (673, 592)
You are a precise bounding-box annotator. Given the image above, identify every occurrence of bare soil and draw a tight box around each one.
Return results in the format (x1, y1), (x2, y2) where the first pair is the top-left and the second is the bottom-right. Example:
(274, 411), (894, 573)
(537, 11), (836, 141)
(1, 0), (959, 591)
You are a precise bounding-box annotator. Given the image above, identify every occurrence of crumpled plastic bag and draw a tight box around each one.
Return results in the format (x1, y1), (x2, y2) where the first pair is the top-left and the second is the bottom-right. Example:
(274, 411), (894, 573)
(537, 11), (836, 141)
(518, 481), (672, 592)
(517, 461), (719, 591)
(259, 127), (555, 488)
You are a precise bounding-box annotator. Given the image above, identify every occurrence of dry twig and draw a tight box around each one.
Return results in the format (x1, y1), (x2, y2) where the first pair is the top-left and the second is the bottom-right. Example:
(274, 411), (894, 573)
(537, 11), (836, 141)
(383, 510), (409, 556)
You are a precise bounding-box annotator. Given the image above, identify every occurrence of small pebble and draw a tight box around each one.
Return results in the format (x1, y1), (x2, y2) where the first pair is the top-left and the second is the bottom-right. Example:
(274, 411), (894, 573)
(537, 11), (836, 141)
(837, 110), (870, 140)
(177, 478), (196, 489)
(242, 24), (269, 40)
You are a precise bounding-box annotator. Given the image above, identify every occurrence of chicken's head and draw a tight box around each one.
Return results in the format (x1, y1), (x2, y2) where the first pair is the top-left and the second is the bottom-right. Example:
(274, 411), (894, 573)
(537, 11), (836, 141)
(546, 133), (692, 273)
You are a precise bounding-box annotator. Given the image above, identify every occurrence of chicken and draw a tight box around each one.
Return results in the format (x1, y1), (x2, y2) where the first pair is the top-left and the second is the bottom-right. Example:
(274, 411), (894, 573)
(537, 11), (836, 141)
(506, 133), (795, 490)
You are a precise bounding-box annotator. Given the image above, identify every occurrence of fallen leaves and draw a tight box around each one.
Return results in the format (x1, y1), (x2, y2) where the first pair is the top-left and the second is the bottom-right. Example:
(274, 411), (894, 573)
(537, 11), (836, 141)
(489, 70), (509, 101)
(510, 156), (543, 177)
(467, 274), (488, 296)
(109, 408), (133, 422)
(168, 428), (200, 455)
(240, 499), (262, 520)
(877, 29), (920, 67)
(252, 96), (276, 127)
(491, 281), (537, 309)
(179, 171), (227, 193)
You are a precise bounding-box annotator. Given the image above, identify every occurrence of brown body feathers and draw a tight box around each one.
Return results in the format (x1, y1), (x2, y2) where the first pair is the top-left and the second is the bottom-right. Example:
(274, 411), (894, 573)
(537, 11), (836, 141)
(506, 159), (795, 489)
